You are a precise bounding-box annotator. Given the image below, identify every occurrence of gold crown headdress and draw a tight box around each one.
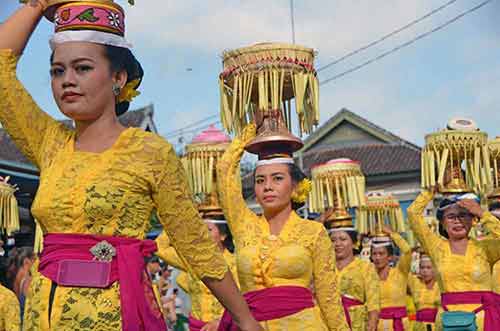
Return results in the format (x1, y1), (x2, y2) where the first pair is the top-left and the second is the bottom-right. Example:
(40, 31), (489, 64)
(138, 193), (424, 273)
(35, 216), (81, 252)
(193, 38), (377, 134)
(357, 191), (405, 236)
(309, 158), (366, 229)
(0, 178), (20, 236)
(181, 125), (230, 215)
(219, 43), (319, 154)
(421, 118), (490, 195)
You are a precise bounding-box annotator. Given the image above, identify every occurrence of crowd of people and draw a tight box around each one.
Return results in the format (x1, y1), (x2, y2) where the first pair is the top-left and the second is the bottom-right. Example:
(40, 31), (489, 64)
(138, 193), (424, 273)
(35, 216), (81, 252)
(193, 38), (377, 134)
(0, 1), (499, 331)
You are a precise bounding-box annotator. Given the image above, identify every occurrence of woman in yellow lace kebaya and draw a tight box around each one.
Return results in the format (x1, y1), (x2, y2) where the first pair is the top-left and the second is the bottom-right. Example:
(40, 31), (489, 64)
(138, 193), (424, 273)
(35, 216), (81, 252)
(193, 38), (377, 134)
(156, 219), (239, 331)
(216, 124), (349, 331)
(0, 283), (20, 331)
(486, 201), (500, 293)
(408, 191), (500, 331)
(370, 228), (412, 331)
(0, 3), (261, 331)
(408, 255), (440, 331)
(330, 228), (380, 331)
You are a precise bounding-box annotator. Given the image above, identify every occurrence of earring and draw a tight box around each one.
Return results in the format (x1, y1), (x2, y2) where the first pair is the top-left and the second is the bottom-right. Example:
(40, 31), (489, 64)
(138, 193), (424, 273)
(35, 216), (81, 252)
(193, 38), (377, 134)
(112, 84), (121, 97)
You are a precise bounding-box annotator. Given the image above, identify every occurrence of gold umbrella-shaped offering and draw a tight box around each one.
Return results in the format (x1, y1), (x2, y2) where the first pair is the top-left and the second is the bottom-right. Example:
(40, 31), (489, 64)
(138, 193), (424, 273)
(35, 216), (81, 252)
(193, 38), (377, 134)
(421, 118), (490, 195)
(309, 158), (366, 229)
(182, 125), (230, 216)
(356, 191), (405, 236)
(486, 137), (500, 201)
(0, 178), (20, 236)
(219, 43), (319, 154)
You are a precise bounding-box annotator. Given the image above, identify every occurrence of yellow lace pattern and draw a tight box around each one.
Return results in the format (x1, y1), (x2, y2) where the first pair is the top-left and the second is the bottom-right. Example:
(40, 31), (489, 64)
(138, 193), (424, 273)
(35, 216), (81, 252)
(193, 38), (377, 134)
(0, 285), (20, 331)
(408, 274), (440, 331)
(0, 49), (227, 331)
(156, 231), (238, 322)
(217, 127), (349, 331)
(336, 258), (380, 331)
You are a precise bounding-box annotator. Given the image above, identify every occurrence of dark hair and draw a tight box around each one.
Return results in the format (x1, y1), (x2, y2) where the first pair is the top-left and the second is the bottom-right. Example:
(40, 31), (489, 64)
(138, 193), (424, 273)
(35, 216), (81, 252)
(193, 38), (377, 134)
(214, 223), (235, 254)
(489, 201), (500, 212)
(6, 247), (34, 290)
(50, 44), (143, 116)
(252, 162), (307, 211)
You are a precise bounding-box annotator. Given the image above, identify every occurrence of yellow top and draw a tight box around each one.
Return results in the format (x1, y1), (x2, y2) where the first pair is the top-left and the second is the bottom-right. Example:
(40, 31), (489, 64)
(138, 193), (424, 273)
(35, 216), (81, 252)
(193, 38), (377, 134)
(336, 257), (380, 331)
(0, 285), (20, 331)
(0, 49), (227, 331)
(408, 274), (440, 311)
(492, 262), (500, 294)
(216, 128), (349, 331)
(407, 191), (500, 331)
(379, 232), (412, 309)
(156, 231), (239, 322)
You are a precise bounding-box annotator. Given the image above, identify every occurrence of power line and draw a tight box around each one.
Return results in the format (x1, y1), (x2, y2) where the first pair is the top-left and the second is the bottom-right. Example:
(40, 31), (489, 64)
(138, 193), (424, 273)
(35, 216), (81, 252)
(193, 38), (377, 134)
(317, 0), (459, 72)
(163, 114), (219, 137)
(290, 0), (296, 44)
(320, 0), (493, 86)
(164, 121), (222, 139)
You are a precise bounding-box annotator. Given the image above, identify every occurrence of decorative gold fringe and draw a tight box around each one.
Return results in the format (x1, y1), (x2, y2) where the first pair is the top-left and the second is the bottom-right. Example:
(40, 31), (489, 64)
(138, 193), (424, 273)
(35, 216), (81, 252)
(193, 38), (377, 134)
(486, 137), (500, 197)
(309, 162), (366, 214)
(183, 143), (229, 197)
(220, 43), (319, 136)
(0, 181), (20, 235)
(33, 220), (44, 254)
(356, 193), (405, 235)
(422, 130), (490, 194)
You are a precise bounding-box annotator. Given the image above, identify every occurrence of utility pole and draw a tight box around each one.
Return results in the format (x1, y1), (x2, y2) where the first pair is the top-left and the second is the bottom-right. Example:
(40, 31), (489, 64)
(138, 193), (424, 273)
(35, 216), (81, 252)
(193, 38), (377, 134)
(290, 0), (296, 44)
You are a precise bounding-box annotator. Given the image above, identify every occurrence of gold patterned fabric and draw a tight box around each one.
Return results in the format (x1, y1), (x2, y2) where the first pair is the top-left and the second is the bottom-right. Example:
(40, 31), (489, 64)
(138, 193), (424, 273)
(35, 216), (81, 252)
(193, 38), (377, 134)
(216, 127), (349, 331)
(156, 231), (238, 322)
(408, 191), (500, 331)
(0, 284), (20, 331)
(376, 232), (412, 331)
(0, 49), (227, 331)
(336, 257), (380, 331)
(408, 274), (440, 331)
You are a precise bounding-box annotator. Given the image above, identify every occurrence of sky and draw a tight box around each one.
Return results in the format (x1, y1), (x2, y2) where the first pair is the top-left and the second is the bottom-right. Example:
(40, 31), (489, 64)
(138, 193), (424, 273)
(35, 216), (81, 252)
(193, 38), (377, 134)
(1, 0), (499, 148)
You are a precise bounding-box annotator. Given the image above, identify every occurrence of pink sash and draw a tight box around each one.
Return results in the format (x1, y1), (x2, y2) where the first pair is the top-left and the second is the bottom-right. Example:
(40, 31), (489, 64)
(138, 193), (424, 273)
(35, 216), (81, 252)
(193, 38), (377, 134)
(38, 233), (165, 331)
(379, 306), (407, 331)
(189, 315), (207, 331)
(416, 308), (437, 323)
(441, 291), (500, 331)
(217, 286), (315, 331)
(341, 295), (363, 329)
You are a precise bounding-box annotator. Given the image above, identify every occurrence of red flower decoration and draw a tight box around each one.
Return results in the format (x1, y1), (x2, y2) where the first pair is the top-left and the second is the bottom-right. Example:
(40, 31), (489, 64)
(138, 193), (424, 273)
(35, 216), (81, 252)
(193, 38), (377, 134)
(60, 9), (71, 21)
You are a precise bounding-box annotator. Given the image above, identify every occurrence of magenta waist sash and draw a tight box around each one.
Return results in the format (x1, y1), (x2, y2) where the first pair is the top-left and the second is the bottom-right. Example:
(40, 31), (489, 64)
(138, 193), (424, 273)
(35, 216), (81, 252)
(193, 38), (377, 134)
(189, 315), (207, 331)
(379, 306), (407, 331)
(341, 295), (363, 329)
(217, 286), (315, 331)
(441, 291), (500, 331)
(416, 308), (437, 323)
(38, 233), (165, 331)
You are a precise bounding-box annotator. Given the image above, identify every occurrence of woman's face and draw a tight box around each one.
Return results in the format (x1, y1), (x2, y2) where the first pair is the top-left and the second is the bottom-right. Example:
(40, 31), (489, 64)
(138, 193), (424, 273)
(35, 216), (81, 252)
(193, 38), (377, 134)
(206, 222), (224, 246)
(254, 163), (294, 214)
(50, 42), (124, 121)
(371, 246), (391, 270)
(442, 204), (473, 240)
(331, 231), (354, 260)
(419, 259), (435, 282)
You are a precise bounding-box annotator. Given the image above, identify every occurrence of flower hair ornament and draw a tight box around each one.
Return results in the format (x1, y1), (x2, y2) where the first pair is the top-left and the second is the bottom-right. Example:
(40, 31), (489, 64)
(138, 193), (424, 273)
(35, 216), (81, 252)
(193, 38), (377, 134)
(117, 78), (141, 103)
(291, 178), (312, 203)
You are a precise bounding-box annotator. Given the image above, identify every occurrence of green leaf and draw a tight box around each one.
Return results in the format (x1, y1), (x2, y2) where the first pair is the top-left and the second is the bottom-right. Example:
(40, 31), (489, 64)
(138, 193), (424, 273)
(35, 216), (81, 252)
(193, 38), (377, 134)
(77, 8), (99, 23)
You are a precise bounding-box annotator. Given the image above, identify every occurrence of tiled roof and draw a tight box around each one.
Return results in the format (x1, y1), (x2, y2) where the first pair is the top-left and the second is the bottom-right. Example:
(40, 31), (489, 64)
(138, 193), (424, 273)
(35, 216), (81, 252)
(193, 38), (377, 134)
(301, 144), (421, 176)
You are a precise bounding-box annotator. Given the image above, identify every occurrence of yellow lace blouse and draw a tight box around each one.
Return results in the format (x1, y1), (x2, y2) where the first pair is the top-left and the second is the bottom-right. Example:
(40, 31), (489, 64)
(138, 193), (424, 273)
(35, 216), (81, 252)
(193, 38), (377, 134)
(408, 274), (440, 331)
(156, 231), (238, 322)
(336, 257), (380, 331)
(377, 232), (412, 331)
(0, 284), (20, 331)
(216, 127), (349, 331)
(407, 191), (500, 331)
(0, 49), (227, 331)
